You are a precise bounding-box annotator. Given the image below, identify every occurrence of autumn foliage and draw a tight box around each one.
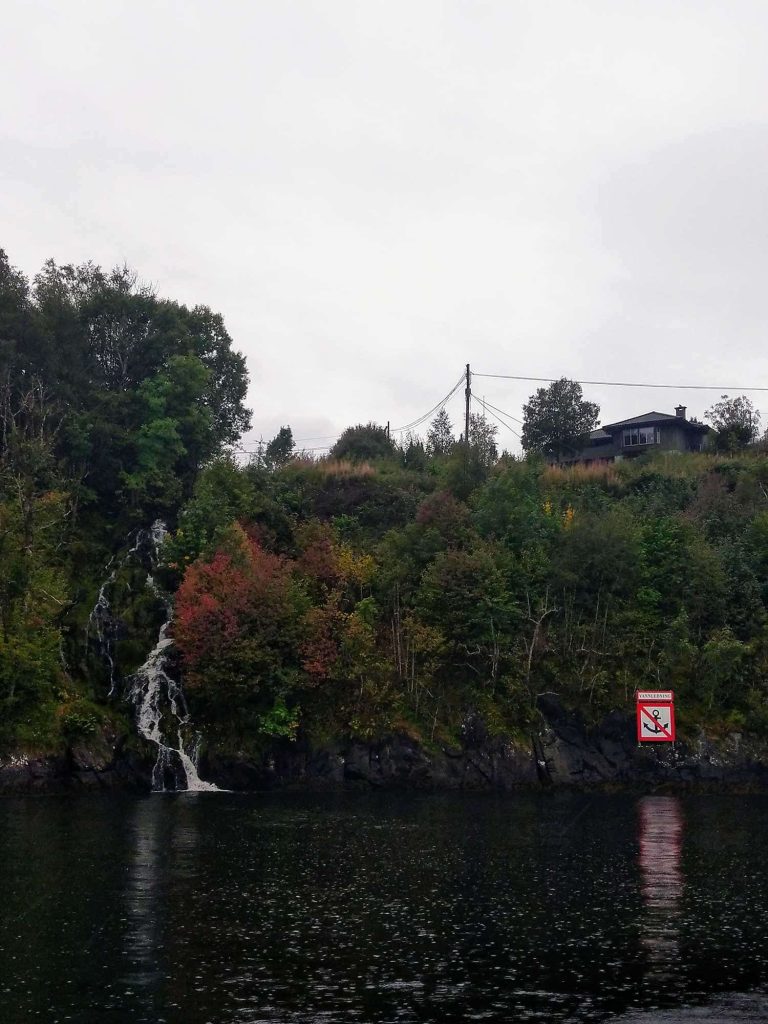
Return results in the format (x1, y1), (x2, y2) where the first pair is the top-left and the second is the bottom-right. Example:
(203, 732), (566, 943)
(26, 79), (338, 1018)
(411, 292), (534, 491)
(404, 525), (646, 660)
(172, 518), (388, 735)
(174, 524), (302, 707)
(166, 438), (768, 749)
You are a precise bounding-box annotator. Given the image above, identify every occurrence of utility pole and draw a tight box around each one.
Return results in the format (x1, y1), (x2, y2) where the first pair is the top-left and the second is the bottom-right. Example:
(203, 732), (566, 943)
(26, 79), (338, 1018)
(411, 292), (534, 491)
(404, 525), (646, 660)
(464, 363), (471, 451)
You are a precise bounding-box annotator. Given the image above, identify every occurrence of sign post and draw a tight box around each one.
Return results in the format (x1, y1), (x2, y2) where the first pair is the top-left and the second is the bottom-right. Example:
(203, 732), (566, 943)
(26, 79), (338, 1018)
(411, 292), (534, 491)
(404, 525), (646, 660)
(636, 690), (675, 743)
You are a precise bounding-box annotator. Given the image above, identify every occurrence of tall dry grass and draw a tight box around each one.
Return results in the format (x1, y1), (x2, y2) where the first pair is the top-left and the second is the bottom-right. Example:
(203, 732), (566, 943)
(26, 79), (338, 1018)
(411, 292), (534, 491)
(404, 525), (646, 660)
(286, 456), (376, 479)
(541, 461), (619, 487)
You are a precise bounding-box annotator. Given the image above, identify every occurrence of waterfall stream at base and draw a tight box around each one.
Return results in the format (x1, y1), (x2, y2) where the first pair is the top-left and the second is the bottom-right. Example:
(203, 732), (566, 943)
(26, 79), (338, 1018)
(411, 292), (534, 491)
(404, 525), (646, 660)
(88, 519), (219, 792)
(129, 618), (220, 793)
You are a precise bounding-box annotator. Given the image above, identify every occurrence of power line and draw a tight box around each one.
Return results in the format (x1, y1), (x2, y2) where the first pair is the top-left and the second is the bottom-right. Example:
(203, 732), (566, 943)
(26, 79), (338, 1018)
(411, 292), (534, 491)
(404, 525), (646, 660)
(473, 372), (768, 392)
(390, 372), (466, 433)
(471, 395), (522, 441)
(235, 442), (334, 455)
(480, 397), (523, 425)
(475, 395), (600, 458)
(237, 372), (467, 457)
(241, 362), (764, 458)
(238, 433), (341, 449)
(392, 373), (466, 433)
(475, 395), (595, 458)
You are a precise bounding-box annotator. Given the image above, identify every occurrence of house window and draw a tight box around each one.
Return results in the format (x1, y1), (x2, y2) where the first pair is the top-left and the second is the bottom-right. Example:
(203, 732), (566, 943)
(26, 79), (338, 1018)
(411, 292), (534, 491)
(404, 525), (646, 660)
(623, 426), (659, 447)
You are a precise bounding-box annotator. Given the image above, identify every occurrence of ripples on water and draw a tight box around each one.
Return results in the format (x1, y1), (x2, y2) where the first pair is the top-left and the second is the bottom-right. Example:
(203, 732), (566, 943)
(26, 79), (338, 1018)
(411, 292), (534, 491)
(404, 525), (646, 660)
(1, 792), (767, 1023)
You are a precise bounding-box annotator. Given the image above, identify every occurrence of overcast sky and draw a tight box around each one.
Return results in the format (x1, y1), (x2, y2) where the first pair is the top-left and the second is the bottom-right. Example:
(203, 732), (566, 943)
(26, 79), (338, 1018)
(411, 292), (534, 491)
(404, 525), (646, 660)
(3, 0), (768, 453)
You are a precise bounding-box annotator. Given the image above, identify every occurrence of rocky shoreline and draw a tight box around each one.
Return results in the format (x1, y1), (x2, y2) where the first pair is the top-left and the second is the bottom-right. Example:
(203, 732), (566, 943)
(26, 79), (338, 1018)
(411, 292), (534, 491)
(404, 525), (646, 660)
(3, 695), (768, 795)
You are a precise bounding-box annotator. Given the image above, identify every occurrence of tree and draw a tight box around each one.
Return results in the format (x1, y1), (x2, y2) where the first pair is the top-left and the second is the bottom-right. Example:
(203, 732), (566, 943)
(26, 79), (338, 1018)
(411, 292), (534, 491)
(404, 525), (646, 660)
(521, 378), (599, 460)
(0, 376), (70, 741)
(700, 628), (747, 709)
(705, 394), (761, 451)
(330, 423), (395, 462)
(24, 259), (251, 525)
(174, 524), (305, 732)
(417, 544), (517, 685)
(0, 249), (37, 380)
(426, 407), (454, 456)
(120, 355), (211, 509)
(415, 491), (472, 546)
(399, 432), (428, 470)
(160, 455), (260, 572)
(264, 426), (295, 469)
(468, 413), (498, 468)
(552, 508), (641, 610)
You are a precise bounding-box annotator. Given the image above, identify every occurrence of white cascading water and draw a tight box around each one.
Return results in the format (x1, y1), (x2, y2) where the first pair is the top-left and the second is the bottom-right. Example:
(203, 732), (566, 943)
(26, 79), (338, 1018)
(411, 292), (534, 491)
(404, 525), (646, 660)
(149, 519), (167, 562)
(128, 521), (220, 793)
(86, 528), (152, 694)
(88, 520), (219, 792)
(129, 621), (219, 792)
(86, 561), (118, 694)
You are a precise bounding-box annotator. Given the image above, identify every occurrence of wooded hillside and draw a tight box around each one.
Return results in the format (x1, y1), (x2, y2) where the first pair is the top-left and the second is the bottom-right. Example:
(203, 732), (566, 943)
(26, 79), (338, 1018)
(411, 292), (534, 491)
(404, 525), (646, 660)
(2, 249), (768, 758)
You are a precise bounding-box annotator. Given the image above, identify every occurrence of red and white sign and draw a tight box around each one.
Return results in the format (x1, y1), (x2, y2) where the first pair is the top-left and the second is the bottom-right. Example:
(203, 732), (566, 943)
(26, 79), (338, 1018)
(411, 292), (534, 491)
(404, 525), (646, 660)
(636, 690), (675, 743)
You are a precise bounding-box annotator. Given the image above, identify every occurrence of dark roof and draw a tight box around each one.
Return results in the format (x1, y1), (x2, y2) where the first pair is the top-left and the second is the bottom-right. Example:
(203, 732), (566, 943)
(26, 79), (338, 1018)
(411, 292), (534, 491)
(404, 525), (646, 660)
(601, 411), (710, 433)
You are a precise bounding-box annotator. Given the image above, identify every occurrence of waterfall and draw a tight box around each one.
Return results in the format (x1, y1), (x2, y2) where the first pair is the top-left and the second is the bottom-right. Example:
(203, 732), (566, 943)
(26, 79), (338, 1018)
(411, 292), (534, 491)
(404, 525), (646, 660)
(87, 522), (173, 697)
(88, 520), (219, 791)
(149, 519), (167, 562)
(86, 525), (156, 693)
(129, 619), (219, 792)
(86, 558), (118, 695)
(127, 520), (220, 793)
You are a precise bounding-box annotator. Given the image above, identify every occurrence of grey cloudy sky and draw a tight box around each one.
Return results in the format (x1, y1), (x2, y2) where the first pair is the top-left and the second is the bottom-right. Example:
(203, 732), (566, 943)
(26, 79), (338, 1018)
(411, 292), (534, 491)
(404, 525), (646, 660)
(3, 0), (768, 453)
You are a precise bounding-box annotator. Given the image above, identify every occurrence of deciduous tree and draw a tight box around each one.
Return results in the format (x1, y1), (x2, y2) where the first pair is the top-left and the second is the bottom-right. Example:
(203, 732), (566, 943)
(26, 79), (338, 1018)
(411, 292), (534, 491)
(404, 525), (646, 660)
(330, 423), (395, 462)
(174, 524), (305, 731)
(705, 394), (761, 451)
(426, 408), (454, 456)
(521, 378), (599, 460)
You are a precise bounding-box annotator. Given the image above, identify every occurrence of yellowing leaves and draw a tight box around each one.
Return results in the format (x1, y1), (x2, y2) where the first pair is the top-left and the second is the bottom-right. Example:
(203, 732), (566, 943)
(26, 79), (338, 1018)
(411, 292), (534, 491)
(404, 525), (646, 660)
(337, 545), (375, 588)
(542, 498), (575, 527)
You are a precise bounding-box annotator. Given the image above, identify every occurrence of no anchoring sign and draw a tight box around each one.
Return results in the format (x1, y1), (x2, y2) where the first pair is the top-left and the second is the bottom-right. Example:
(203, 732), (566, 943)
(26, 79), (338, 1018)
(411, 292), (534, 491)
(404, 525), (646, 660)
(636, 690), (675, 743)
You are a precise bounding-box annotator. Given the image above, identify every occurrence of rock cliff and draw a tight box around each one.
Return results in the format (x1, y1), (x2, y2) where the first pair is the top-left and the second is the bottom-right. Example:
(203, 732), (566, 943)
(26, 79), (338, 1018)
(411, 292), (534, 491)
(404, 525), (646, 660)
(4, 695), (768, 795)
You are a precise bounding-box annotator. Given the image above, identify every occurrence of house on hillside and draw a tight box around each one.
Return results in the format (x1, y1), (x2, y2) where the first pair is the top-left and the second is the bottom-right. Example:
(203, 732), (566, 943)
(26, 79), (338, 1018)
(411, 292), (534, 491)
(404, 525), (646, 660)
(565, 405), (711, 464)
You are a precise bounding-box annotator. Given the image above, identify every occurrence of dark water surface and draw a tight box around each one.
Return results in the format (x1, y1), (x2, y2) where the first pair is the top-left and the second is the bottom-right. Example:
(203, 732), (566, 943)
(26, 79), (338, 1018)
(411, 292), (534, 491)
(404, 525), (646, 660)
(1, 792), (767, 1023)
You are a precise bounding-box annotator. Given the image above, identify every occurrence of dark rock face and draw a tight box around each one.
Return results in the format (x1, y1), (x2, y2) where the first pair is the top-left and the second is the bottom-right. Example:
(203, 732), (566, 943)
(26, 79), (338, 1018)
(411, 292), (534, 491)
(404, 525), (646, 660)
(3, 697), (768, 794)
(199, 698), (768, 792)
(534, 694), (768, 790)
(204, 720), (538, 793)
(0, 735), (152, 795)
(0, 754), (72, 794)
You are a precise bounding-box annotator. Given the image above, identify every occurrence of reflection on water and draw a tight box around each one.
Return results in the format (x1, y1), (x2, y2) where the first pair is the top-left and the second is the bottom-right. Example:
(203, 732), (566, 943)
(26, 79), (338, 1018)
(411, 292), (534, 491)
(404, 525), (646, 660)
(123, 796), (205, 1019)
(1, 793), (768, 1024)
(638, 796), (684, 988)
(124, 797), (165, 998)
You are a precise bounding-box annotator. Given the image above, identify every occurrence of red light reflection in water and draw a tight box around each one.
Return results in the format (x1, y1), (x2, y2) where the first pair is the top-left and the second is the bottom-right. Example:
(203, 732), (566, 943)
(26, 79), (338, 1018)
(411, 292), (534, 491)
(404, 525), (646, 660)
(637, 796), (684, 982)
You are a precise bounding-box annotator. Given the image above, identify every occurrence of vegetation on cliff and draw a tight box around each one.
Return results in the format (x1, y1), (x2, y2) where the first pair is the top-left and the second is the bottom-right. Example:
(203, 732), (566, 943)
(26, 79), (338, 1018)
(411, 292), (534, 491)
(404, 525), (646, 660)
(0, 250), (248, 749)
(2, 248), (768, 758)
(166, 446), (768, 751)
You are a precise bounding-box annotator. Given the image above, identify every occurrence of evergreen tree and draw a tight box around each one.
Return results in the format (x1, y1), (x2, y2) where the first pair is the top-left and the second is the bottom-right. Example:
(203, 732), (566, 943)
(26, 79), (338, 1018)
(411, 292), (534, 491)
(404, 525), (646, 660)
(264, 426), (295, 469)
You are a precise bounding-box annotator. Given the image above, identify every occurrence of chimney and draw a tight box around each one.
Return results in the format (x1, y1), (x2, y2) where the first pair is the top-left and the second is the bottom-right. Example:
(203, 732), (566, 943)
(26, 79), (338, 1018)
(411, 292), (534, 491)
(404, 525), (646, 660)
(675, 404), (686, 419)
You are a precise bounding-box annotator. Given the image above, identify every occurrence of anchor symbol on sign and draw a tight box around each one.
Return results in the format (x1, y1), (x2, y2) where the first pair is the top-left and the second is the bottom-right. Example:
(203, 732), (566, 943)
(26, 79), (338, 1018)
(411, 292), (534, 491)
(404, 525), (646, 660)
(644, 709), (668, 734)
